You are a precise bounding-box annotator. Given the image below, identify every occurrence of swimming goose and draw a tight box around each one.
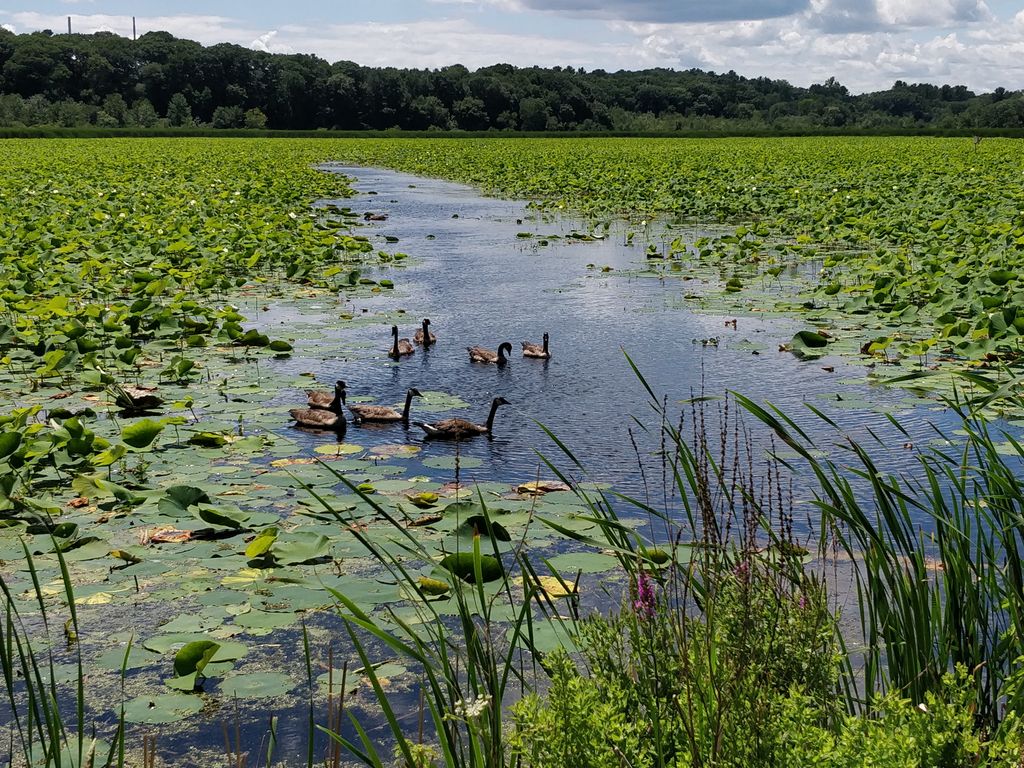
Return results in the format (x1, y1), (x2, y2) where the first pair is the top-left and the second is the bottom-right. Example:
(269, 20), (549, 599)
(389, 326), (415, 359)
(306, 380), (346, 410)
(290, 407), (346, 430)
(521, 333), (550, 359)
(349, 388), (423, 424)
(416, 397), (510, 439)
(413, 318), (436, 346)
(467, 342), (512, 365)
(291, 380), (347, 429)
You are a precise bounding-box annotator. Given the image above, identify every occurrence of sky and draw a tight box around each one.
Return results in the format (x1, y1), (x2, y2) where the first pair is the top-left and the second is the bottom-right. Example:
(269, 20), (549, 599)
(1, 0), (1023, 94)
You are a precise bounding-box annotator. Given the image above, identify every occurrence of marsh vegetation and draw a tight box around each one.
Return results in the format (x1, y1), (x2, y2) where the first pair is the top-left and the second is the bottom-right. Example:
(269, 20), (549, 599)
(1, 137), (1023, 766)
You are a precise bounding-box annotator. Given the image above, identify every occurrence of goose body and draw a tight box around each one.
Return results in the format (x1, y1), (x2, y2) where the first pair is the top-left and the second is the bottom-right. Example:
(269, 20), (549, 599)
(349, 388), (423, 423)
(292, 380), (346, 429)
(413, 318), (436, 346)
(417, 397), (509, 439)
(389, 325), (415, 359)
(306, 380), (346, 410)
(521, 333), (550, 359)
(468, 342), (512, 365)
(290, 406), (346, 430)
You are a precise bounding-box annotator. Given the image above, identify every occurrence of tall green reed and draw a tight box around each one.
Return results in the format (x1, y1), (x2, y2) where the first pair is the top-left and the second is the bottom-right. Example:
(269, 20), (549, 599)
(299, 462), (552, 768)
(0, 537), (128, 767)
(531, 359), (841, 766)
(735, 391), (1024, 727)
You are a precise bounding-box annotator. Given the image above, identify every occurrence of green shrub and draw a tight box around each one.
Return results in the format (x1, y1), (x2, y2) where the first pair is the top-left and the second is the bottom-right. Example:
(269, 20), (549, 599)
(511, 552), (841, 768)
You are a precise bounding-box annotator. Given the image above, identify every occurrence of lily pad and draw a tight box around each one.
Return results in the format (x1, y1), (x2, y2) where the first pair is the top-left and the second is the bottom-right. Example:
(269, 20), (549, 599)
(314, 443), (364, 456)
(439, 552), (504, 583)
(219, 671), (295, 699)
(123, 693), (203, 725)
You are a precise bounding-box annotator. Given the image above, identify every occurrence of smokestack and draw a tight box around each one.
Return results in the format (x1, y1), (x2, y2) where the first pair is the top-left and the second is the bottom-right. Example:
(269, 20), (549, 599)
(132, 16), (137, 40)
(67, 16), (71, 35)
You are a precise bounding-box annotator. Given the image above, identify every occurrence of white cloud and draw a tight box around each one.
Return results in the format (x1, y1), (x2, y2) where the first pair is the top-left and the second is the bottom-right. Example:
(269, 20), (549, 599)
(3, 12), (261, 44)
(875, 0), (990, 27)
(250, 30), (293, 54)
(270, 18), (635, 70)
(518, 0), (809, 23)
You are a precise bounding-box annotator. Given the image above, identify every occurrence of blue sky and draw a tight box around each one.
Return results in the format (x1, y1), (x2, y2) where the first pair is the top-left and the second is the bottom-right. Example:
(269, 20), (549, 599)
(2, 0), (1022, 93)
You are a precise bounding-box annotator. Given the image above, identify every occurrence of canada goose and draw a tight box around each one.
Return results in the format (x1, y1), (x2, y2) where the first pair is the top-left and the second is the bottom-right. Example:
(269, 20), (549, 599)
(290, 404), (346, 430)
(349, 388), (423, 423)
(416, 397), (510, 439)
(413, 318), (436, 346)
(306, 380), (346, 410)
(389, 326), (415, 359)
(291, 380), (347, 429)
(521, 333), (550, 359)
(467, 342), (512, 365)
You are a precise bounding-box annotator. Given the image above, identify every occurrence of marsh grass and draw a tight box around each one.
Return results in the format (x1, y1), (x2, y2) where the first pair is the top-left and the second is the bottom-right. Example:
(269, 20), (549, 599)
(0, 538), (129, 768)
(299, 459), (552, 768)
(737, 390), (1024, 727)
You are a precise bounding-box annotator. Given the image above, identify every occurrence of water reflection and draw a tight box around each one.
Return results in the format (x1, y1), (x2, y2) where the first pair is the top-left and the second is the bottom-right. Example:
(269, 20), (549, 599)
(260, 165), (965, 504)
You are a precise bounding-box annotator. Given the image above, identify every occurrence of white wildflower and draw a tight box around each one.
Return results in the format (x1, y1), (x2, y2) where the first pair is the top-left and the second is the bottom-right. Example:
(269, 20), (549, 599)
(455, 694), (491, 719)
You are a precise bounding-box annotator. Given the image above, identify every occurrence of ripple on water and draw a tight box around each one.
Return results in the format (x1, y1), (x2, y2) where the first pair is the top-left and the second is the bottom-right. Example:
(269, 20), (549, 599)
(261, 166), (967, 511)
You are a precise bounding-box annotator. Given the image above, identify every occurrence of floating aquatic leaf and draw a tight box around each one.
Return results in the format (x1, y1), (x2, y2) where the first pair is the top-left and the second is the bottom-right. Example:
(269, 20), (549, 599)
(517, 480), (571, 495)
(123, 693), (203, 725)
(417, 576), (451, 596)
(219, 671), (294, 699)
(121, 419), (165, 449)
(245, 527), (279, 558)
(173, 640), (220, 679)
(522, 574), (577, 599)
(455, 515), (511, 542)
(439, 552), (503, 583)
(314, 443), (364, 456)
(406, 491), (440, 508)
(231, 610), (296, 630)
(264, 531), (330, 565)
(158, 486), (212, 516)
(194, 504), (249, 530)
(143, 634), (247, 662)
(369, 443), (421, 458)
(188, 432), (229, 448)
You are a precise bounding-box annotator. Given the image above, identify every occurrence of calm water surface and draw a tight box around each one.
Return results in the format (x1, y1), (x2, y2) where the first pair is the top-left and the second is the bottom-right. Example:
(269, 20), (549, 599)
(261, 165), (956, 502)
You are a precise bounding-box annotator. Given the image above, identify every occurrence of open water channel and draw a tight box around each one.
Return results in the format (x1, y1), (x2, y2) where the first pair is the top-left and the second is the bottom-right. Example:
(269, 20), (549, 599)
(268, 164), (952, 498)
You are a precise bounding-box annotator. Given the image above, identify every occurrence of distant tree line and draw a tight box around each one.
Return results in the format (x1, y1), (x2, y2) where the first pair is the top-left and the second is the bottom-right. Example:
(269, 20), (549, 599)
(1, 27), (1023, 132)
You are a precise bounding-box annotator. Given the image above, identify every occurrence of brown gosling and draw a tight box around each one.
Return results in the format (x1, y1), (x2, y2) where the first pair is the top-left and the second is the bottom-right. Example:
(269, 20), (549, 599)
(413, 318), (436, 346)
(389, 325), (415, 359)
(306, 380), (346, 410)
(348, 388), (423, 424)
(416, 397), (510, 439)
(467, 342), (512, 365)
(521, 333), (550, 359)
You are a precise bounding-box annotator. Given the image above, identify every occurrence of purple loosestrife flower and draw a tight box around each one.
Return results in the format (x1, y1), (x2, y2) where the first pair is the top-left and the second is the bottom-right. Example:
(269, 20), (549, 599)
(633, 570), (656, 619)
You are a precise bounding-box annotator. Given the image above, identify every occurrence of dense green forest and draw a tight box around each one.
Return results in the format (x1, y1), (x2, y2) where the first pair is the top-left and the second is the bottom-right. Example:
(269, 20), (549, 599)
(1, 26), (1023, 132)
